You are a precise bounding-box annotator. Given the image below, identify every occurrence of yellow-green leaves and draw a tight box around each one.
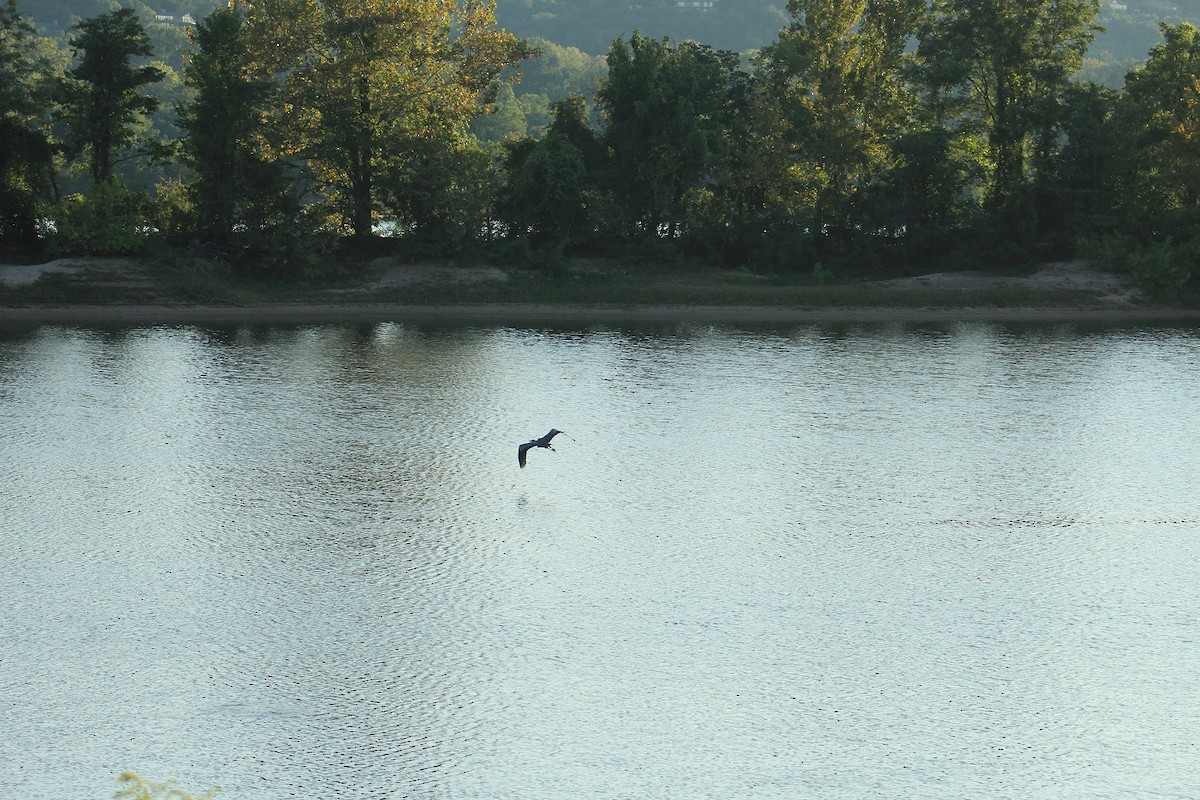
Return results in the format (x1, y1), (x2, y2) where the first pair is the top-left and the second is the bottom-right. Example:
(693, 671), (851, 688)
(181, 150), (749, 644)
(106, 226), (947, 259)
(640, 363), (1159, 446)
(234, 0), (530, 237)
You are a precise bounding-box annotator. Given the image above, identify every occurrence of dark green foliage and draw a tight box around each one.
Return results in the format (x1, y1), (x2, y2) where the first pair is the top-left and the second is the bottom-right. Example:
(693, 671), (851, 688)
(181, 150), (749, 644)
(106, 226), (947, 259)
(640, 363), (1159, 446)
(1123, 240), (1196, 297)
(238, 207), (339, 280)
(381, 134), (501, 257)
(1081, 234), (1196, 298)
(178, 6), (288, 248)
(1116, 23), (1200, 222)
(1085, 22), (1200, 297)
(543, 94), (605, 169)
(597, 34), (742, 243)
(56, 8), (163, 184)
(0, 0), (55, 255)
(498, 95), (601, 249)
(0, 117), (54, 254)
(19, 0), (1200, 69)
(501, 133), (588, 243)
(0, 0), (40, 113)
(1031, 82), (1122, 250)
(884, 126), (971, 237)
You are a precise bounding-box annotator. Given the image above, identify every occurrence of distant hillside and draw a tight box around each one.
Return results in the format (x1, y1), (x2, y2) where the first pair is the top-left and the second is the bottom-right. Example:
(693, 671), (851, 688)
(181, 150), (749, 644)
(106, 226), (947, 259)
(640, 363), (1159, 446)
(18, 0), (217, 31)
(495, 0), (1200, 62)
(19, 0), (1200, 79)
(20, 0), (790, 53)
(494, 0), (791, 54)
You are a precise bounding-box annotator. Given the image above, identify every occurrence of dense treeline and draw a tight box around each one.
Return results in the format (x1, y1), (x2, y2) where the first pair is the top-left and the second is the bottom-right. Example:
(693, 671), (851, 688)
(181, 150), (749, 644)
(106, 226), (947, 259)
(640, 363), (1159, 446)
(3, 0), (1200, 297)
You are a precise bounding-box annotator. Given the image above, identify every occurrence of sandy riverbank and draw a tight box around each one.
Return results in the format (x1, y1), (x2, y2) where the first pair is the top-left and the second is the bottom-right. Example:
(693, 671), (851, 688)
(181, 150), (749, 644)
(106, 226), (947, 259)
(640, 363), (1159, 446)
(2, 257), (1198, 326)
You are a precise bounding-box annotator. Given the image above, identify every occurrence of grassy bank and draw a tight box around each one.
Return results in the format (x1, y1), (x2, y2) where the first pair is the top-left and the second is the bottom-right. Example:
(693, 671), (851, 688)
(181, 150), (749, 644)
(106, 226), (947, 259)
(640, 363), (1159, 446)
(0, 255), (1142, 311)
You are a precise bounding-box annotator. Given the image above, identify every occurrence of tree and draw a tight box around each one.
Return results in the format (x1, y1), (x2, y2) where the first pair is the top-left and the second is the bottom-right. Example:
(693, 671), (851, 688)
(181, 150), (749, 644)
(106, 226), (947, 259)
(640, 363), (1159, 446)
(237, 0), (534, 240)
(1096, 22), (1200, 295)
(757, 0), (924, 245)
(57, 8), (164, 185)
(474, 82), (528, 143)
(1029, 81), (1121, 249)
(179, 5), (290, 245)
(597, 33), (743, 241)
(1117, 23), (1200, 223)
(498, 96), (600, 247)
(917, 0), (1102, 238)
(380, 131), (500, 254)
(0, 0), (56, 253)
(516, 37), (605, 100)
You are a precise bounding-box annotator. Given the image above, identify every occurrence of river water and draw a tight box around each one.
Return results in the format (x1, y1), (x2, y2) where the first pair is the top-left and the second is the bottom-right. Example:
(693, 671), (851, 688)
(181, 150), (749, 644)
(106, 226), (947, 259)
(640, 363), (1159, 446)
(1, 320), (1198, 800)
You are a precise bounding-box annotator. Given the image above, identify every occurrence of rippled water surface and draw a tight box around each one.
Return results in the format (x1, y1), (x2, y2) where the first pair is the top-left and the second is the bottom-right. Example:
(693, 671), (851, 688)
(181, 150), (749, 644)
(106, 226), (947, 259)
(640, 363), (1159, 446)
(2, 320), (1199, 799)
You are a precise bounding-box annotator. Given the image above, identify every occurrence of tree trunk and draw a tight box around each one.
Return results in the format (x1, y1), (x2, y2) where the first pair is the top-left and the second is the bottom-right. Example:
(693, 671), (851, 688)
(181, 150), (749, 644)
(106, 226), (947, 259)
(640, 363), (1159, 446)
(990, 78), (1025, 214)
(350, 73), (373, 238)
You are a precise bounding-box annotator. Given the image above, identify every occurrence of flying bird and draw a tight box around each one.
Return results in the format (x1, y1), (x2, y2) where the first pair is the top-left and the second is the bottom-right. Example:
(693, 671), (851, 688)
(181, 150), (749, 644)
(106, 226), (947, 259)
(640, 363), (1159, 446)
(518, 428), (572, 468)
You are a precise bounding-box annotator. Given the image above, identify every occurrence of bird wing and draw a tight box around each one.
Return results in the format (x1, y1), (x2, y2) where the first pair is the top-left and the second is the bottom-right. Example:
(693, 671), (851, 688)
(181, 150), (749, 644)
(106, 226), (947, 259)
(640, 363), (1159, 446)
(518, 441), (534, 468)
(540, 429), (562, 445)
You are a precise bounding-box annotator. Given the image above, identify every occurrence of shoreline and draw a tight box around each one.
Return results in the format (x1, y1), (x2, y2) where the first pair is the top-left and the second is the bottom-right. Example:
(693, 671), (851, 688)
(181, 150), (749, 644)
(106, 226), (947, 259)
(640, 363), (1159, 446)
(4, 302), (1200, 326)
(4, 257), (1197, 327)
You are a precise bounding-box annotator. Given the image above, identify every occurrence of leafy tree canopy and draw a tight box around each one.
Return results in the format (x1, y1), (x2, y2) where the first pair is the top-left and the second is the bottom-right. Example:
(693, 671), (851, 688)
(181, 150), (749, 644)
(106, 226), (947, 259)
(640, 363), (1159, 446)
(57, 7), (164, 183)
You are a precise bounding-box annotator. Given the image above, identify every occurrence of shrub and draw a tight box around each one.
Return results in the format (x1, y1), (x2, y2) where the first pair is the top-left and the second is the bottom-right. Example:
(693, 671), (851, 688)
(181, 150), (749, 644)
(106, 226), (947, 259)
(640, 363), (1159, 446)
(152, 178), (195, 246)
(1127, 241), (1194, 298)
(50, 179), (152, 256)
(1081, 233), (1195, 299)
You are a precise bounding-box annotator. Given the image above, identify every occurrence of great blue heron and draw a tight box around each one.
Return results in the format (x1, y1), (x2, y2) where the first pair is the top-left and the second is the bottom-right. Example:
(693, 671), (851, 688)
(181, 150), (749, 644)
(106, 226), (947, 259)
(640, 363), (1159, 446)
(518, 428), (572, 468)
